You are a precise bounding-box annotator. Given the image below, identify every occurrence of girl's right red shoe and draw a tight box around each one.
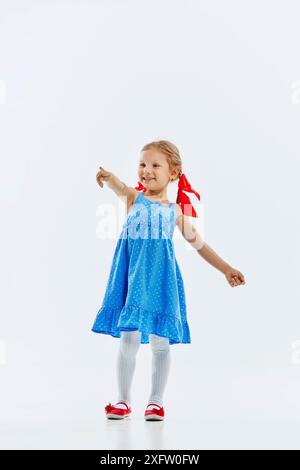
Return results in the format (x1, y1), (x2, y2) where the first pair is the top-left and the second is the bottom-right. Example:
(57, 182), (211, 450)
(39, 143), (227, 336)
(105, 401), (131, 419)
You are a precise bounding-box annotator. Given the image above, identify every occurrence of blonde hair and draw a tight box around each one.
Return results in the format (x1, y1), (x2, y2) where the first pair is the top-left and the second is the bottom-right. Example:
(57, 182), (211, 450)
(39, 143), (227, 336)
(141, 140), (182, 182)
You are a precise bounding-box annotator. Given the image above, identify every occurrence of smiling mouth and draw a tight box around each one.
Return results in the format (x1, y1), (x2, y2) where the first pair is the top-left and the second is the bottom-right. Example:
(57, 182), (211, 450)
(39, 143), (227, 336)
(143, 178), (156, 182)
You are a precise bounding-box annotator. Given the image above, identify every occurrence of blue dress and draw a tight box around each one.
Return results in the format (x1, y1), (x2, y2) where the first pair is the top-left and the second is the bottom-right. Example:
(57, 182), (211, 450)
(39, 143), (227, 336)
(91, 191), (191, 345)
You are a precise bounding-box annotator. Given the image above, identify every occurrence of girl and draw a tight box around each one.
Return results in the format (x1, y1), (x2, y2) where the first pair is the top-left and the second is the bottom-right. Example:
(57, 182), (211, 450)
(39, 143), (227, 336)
(91, 140), (245, 421)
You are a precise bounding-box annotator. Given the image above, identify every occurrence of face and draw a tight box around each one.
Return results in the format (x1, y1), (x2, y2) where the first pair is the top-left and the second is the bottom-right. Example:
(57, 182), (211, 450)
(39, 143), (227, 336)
(138, 149), (178, 189)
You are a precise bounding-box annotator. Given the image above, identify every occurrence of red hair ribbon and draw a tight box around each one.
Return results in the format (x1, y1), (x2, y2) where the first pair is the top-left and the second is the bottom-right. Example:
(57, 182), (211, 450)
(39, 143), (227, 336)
(176, 173), (200, 217)
(135, 173), (200, 217)
(134, 181), (147, 192)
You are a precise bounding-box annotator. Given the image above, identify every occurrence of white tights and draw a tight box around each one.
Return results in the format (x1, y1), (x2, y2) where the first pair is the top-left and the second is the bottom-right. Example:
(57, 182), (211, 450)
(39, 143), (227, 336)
(116, 330), (171, 408)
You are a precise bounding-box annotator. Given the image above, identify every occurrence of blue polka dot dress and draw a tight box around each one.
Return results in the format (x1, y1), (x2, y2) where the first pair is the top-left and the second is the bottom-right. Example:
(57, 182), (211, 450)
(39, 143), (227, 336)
(91, 192), (191, 345)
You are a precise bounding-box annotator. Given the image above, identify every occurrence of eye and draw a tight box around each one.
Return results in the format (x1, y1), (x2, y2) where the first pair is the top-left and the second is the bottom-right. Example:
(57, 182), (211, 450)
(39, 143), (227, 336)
(139, 163), (160, 167)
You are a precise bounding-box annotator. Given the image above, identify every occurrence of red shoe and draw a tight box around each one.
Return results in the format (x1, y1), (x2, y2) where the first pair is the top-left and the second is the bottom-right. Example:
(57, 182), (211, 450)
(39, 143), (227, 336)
(104, 401), (131, 419)
(144, 403), (165, 421)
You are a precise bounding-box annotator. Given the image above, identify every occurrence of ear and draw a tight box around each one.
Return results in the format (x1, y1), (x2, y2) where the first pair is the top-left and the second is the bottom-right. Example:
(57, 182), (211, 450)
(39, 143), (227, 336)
(171, 168), (180, 180)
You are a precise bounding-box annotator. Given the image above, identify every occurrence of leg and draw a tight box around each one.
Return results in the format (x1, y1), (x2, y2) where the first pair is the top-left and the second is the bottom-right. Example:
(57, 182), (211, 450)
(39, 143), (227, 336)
(116, 330), (141, 408)
(147, 333), (171, 407)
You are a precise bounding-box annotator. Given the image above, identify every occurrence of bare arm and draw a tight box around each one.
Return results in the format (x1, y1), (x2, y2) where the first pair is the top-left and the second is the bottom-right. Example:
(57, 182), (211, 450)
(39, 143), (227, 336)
(175, 207), (206, 252)
(96, 166), (136, 206)
(197, 243), (229, 273)
(175, 204), (246, 287)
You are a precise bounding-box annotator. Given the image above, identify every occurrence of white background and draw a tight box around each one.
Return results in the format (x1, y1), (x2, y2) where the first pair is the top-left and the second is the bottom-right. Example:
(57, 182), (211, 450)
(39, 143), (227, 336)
(0, 0), (300, 450)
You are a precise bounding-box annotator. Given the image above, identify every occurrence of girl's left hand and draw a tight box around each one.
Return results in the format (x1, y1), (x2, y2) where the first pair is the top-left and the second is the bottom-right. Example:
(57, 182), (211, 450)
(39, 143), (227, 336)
(224, 267), (245, 287)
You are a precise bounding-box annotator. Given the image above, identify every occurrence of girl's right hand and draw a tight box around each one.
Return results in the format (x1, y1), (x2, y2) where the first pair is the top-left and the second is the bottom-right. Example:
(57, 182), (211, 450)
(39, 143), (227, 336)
(96, 166), (112, 188)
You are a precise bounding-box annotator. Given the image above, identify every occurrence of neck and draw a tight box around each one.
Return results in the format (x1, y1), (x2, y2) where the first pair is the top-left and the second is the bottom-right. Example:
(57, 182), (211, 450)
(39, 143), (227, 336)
(144, 188), (167, 199)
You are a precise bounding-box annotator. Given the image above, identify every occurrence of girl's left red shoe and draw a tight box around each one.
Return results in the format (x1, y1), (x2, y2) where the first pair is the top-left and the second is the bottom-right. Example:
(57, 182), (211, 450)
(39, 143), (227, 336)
(144, 403), (165, 421)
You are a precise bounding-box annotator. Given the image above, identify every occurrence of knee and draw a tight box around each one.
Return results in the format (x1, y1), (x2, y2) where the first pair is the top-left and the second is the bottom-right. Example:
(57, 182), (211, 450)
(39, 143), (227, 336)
(150, 334), (170, 353)
(120, 330), (141, 355)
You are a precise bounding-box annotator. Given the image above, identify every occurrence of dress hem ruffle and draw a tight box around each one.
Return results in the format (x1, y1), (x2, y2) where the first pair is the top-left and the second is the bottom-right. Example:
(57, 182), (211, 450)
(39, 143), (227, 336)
(91, 303), (191, 345)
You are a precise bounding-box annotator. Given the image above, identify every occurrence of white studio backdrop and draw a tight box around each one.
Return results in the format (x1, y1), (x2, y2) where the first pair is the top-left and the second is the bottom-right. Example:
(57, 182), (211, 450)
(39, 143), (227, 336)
(0, 0), (300, 450)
